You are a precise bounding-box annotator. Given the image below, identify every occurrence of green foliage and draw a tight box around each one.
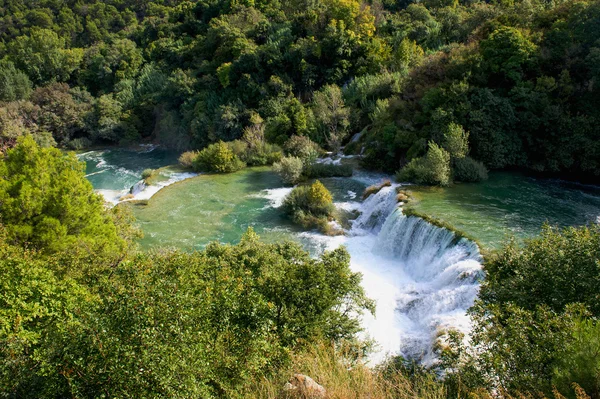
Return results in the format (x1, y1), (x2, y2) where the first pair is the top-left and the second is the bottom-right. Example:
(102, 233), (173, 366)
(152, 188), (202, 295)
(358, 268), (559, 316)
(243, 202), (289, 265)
(66, 137), (92, 151)
(283, 180), (335, 230)
(453, 156), (488, 182)
(284, 135), (323, 166)
(30, 83), (93, 144)
(480, 27), (537, 83)
(0, 136), (128, 258)
(194, 141), (246, 173)
(178, 150), (199, 169)
(217, 62), (233, 88)
(227, 139), (283, 167)
(312, 85), (351, 152)
(0, 238), (93, 396)
(7, 28), (82, 85)
(0, 0), (595, 181)
(480, 224), (600, 316)
(553, 319), (600, 398)
(0, 61), (32, 102)
(448, 224), (600, 397)
(397, 142), (451, 186)
(274, 156), (304, 185)
(141, 168), (154, 180)
(0, 229), (373, 398)
(442, 123), (469, 159)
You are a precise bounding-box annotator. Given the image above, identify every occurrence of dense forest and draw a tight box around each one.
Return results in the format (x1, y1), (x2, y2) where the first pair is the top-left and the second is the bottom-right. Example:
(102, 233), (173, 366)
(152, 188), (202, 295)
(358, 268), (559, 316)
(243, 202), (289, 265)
(0, 0), (599, 183)
(1, 0), (600, 397)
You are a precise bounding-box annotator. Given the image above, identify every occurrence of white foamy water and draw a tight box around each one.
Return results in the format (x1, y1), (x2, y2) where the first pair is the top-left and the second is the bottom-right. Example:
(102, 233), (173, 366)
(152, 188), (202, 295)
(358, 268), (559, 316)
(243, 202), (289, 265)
(98, 172), (198, 205)
(258, 187), (294, 209)
(78, 147), (197, 206)
(296, 185), (483, 364)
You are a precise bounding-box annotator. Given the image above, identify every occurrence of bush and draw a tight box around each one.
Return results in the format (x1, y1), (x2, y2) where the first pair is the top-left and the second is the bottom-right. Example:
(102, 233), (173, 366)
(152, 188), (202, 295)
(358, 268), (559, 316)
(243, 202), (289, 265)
(453, 156), (488, 182)
(274, 156), (304, 185)
(284, 135), (322, 165)
(66, 137), (91, 150)
(304, 163), (353, 178)
(194, 141), (246, 173)
(225, 140), (282, 166)
(178, 151), (198, 168)
(442, 123), (469, 159)
(141, 169), (154, 179)
(283, 180), (334, 230)
(396, 142), (451, 186)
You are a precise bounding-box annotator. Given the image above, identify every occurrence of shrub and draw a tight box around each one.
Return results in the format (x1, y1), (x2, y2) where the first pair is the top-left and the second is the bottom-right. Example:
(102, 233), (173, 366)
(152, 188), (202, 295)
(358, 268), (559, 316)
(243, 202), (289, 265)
(284, 135), (322, 165)
(274, 156), (304, 185)
(453, 156), (488, 182)
(67, 137), (91, 150)
(442, 123), (469, 159)
(141, 169), (154, 179)
(283, 180), (335, 230)
(396, 142), (451, 186)
(226, 140), (248, 159)
(178, 151), (198, 168)
(226, 140), (282, 166)
(245, 142), (283, 166)
(194, 141), (246, 173)
(304, 163), (353, 178)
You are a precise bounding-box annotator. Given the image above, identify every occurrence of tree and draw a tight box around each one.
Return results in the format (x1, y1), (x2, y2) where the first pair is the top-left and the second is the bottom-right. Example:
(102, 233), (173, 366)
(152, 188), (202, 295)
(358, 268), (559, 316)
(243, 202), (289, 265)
(80, 39), (143, 94)
(0, 136), (129, 258)
(480, 224), (600, 316)
(0, 61), (32, 102)
(30, 83), (92, 144)
(7, 28), (83, 85)
(194, 141), (246, 173)
(312, 85), (351, 152)
(1, 229), (373, 398)
(480, 27), (537, 83)
(451, 225), (600, 397)
(283, 180), (335, 231)
(442, 122), (469, 159)
(274, 156), (304, 185)
(0, 237), (92, 397)
(396, 141), (451, 186)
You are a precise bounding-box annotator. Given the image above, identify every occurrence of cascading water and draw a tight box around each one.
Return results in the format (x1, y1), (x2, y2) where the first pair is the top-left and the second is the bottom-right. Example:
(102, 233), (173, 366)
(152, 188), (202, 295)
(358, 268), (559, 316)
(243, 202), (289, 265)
(306, 184), (483, 364)
(78, 147), (196, 205)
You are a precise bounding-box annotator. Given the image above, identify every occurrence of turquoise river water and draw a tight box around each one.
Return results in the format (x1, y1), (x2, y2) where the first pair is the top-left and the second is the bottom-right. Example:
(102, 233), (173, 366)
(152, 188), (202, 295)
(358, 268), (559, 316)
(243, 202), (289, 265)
(80, 146), (600, 364)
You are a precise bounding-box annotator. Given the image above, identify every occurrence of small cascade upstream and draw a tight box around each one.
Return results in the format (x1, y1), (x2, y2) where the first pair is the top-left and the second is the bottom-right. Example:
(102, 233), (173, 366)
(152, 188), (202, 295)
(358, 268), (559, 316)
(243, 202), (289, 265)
(308, 184), (483, 364)
(78, 148), (196, 205)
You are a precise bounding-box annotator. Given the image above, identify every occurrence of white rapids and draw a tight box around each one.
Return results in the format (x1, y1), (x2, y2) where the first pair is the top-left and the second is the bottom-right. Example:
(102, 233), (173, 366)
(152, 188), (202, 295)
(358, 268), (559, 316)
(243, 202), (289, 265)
(300, 185), (483, 364)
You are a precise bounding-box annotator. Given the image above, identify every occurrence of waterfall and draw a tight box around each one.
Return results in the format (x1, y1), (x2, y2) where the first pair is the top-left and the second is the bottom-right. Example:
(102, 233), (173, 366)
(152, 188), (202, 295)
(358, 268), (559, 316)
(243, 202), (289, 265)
(351, 186), (399, 233)
(130, 180), (147, 196)
(325, 184), (483, 364)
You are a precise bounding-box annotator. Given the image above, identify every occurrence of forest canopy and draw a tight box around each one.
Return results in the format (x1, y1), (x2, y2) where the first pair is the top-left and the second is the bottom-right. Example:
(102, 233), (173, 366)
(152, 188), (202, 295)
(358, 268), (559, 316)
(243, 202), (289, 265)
(0, 0), (598, 183)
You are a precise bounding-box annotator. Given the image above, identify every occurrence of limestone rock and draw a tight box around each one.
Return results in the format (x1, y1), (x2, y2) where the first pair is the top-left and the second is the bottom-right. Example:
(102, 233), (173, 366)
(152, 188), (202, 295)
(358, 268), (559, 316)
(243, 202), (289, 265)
(284, 374), (326, 398)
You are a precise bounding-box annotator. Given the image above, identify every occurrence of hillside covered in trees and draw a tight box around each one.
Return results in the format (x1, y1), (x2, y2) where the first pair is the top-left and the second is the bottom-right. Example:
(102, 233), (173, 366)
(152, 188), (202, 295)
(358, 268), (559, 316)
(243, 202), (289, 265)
(0, 0), (599, 183)
(2, 0), (600, 397)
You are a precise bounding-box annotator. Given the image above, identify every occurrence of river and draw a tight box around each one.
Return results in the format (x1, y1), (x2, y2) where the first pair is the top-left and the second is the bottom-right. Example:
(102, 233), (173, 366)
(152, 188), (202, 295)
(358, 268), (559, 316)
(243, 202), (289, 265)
(80, 146), (600, 364)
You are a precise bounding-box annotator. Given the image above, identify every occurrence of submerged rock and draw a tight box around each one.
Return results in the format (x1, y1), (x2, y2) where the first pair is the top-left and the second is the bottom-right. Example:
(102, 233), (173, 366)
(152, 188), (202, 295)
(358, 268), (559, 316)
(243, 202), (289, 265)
(283, 374), (326, 398)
